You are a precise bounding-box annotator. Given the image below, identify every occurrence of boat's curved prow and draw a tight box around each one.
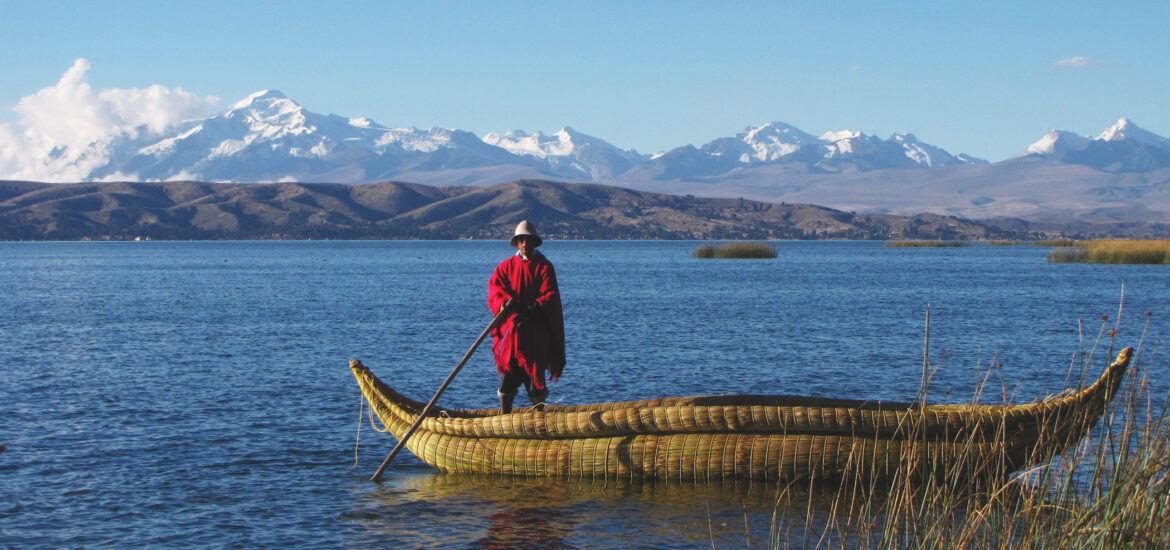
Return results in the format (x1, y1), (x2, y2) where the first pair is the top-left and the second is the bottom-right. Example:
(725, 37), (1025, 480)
(1031, 346), (1134, 455)
(351, 358), (431, 442)
(1080, 346), (1132, 405)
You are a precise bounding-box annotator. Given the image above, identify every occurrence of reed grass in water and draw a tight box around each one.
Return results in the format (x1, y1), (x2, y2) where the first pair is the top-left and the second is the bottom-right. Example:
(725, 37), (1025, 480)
(767, 313), (1168, 549)
(693, 242), (777, 259)
(1033, 238), (1078, 247)
(1048, 239), (1170, 264)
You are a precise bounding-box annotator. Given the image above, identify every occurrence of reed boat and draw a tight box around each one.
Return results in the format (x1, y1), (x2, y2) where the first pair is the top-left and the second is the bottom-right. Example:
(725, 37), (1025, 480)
(351, 348), (1132, 481)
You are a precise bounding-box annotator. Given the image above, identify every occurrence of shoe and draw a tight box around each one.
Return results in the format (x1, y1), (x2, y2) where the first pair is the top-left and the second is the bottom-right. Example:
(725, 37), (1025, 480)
(498, 390), (516, 415)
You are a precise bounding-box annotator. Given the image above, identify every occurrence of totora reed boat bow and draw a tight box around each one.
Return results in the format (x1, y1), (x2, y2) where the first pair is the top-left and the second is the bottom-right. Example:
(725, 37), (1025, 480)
(351, 347), (1132, 481)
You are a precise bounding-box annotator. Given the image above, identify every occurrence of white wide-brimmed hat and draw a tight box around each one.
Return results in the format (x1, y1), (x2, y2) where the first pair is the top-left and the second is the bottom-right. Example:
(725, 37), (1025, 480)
(510, 220), (543, 248)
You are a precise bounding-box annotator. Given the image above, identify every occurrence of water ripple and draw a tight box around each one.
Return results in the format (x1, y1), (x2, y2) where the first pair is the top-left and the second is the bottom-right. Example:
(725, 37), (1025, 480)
(0, 241), (1164, 547)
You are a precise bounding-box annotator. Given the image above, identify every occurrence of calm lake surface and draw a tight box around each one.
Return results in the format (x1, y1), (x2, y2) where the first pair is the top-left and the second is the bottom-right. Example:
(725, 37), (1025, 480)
(1, 241), (1165, 548)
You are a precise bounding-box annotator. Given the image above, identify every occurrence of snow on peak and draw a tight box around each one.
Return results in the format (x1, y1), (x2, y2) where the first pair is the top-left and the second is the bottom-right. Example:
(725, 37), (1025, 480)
(706, 122), (976, 166)
(217, 89), (318, 142)
(1024, 130), (1090, 156)
(229, 89), (289, 110)
(1023, 119), (1170, 157)
(1098, 117), (1133, 141)
(822, 130), (878, 158)
(1097, 118), (1170, 148)
(484, 130), (558, 157)
(483, 127), (606, 159)
(373, 126), (464, 152)
(889, 133), (971, 166)
(559, 126), (593, 140)
(484, 127), (570, 156)
(955, 154), (988, 165)
(736, 122), (818, 161)
(820, 129), (863, 142)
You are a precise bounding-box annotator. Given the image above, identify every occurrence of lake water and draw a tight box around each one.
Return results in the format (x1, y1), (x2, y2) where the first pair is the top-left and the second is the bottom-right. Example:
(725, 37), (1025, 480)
(1, 241), (1165, 548)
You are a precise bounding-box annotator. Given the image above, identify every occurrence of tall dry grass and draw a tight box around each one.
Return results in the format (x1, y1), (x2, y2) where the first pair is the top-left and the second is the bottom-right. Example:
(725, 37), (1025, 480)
(1048, 239), (1170, 264)
(693, 242), (778, 259)
(1033, 239), (1078, 247)
(768, 312), (1168, 549)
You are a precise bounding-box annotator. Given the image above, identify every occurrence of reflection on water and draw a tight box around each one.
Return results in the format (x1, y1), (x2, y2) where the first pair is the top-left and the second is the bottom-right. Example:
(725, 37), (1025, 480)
(348, 472), (871, 549)
(478, 506), (573, 550)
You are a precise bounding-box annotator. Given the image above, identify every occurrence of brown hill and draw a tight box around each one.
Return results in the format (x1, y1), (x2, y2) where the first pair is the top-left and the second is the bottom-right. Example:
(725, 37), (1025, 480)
(0, 179), (1015, 241)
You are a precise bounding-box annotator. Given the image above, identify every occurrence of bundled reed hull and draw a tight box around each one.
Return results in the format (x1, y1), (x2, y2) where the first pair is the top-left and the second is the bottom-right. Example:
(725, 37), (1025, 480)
(351, 348), (1132, 481)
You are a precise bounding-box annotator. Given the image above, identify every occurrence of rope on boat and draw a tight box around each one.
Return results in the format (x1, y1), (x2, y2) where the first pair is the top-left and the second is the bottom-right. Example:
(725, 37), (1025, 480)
(522, 396), (564, 412)
(353, 391), (395, 469)
(353, 393), (363, 468)
(365, 395), (393, 433)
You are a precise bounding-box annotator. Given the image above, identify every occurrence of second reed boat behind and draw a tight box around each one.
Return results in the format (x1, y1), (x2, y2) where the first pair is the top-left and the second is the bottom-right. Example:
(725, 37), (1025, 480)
(351, 347), (1133, 481)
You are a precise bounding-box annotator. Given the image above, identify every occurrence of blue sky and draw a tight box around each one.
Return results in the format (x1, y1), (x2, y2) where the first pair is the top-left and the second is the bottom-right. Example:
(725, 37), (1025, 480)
(1, 0), (1167, 162)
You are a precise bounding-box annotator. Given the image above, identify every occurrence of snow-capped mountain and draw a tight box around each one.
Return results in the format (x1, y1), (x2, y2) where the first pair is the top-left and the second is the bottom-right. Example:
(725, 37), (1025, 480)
(36, 89), (994, 184)
(1098, 117), (1170, 149)
(1020, 118), (1170, 172)
(720, 123), (983, 169)
(891, 133), (983, 167)
(700, 122), (820, 162)
(645, 123), (985, 179)
(77, 90), (653, 183)
(11, 88), (1169, 222)
(94, 90), (527, 182)
(481, 127), (643, 179)
(1023, 130), (1091, 156)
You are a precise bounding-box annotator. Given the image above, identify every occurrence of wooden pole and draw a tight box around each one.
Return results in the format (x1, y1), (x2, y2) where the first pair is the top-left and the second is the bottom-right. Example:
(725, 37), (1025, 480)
(369, 304), (511, 481)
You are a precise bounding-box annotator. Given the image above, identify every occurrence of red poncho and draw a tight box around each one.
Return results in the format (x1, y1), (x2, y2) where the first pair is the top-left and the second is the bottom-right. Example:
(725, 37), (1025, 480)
(488, 252), (565, 389)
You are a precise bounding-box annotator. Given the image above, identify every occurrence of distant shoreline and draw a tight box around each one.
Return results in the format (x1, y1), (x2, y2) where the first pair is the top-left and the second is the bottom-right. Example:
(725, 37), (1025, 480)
(4, 179), (1164, 241)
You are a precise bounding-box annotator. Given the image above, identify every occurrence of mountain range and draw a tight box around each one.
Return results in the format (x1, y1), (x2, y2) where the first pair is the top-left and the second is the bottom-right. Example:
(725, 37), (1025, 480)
(73, 90), (991, 183)
(12, 89), (1170, 226)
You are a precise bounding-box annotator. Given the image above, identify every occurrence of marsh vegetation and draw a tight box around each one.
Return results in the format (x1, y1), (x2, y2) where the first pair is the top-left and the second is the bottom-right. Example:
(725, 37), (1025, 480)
(1048, 239), (1170, 264)
(766, 314), (1167, 548)
(693, 242), (778, 259)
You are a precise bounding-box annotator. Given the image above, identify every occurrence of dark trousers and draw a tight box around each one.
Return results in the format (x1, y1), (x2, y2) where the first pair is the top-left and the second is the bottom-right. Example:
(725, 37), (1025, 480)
(498, 366), (548, 404)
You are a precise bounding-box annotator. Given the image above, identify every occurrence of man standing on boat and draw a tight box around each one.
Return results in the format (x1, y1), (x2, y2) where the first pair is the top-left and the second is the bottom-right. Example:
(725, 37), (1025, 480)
(488, 220), (566, 414)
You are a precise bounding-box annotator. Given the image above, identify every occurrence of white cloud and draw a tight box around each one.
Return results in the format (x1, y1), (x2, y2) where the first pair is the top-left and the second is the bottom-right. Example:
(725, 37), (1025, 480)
(95, 171), (142, 183)
(0, 58), (219, 182)
(1054, 56), (1094, 69)
(164, 170), (201, 182)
